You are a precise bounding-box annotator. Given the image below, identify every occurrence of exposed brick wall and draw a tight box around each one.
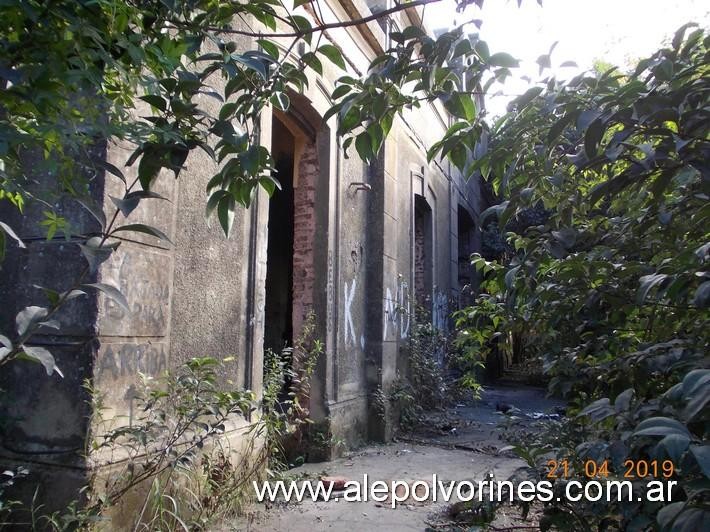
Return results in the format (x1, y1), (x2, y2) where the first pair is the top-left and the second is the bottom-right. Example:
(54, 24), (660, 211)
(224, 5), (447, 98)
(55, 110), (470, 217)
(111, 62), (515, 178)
(414, 214), (426, 306)
(292, 140), (318, 341)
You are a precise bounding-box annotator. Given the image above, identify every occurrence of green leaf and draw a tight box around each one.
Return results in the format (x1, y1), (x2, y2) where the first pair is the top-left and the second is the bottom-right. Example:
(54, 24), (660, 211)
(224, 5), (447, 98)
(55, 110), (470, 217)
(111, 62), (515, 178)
(96, 159), (126, 184)
(480, 202), (508, 225)
(76, 196), (106, 230)
(206, 190), (229, 219)
(452, 39), (472, 59)
(270, 92), (290, 111)
(301, 52), (323, 75)
(474, 40), (490, 61)
(449, 144), (467, 173)
(614, 388), (634, 412)
(110, 190), (168, 218)
(82, 283), (130, 313)
(551, 227), (577, 249)
(636, 273), (668, 304)
(657, 502), (685, 530)
(633, 417), (691, 439)
(0, 221), (26, 249)
(672, 22), (698, 50)
(217, 195), (236, 237)
(487, 52), (519, 68)
(259, 176), (281, 197)
(137, 147), (162, 191)
(577, 397), (614, 422)
(19, 346), (63, 377)
(504, 265), (520, 289)
(380, 112), (393, 137)
(112, 224), (172, 244)
(219, 102), (239, 121)
(338, 106), (361, 135)
(367, 123), (384, 154)
(443, 92), (476, 121)
(692, 281), (710, 307)
(0, 335), (11, 349)
(690, 444), (710, 478)
(16, 306), (48, 336)
(355, 132), (373, 164)
(683, 390), (710, 421)
(317, 44), (346, 70)
(33, 285), (60, 306)
(668, 507), (710, 532)
(546, 112), (576, 144)
(289, 14), (312, 43)
(682, 369), (710, 397)
(576, 109), (599, 131)
(232, 53), (267, 79)
(657, 434), (690, 463)
(513, 86), (543, 109)
(402, 26), (426, 41)
(584, 118), (604, 158)
(331, 84), (351, 100)
(61, 289), (87, 302)
(256, 39), (279, 59)
(139, 94), (167, 112)
(79, 238), (115, 273)
(342, 137), (354, 158)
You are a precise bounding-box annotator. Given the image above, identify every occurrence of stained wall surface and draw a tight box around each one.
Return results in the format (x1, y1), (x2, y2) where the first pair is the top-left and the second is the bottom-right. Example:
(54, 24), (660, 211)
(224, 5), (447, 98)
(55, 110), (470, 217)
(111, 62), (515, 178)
(0, 0), (486, 517)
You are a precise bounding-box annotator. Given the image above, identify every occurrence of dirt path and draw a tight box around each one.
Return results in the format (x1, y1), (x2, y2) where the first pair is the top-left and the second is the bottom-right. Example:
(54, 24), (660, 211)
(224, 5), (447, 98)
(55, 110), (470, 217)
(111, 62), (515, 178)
(222, 384), (563, 531)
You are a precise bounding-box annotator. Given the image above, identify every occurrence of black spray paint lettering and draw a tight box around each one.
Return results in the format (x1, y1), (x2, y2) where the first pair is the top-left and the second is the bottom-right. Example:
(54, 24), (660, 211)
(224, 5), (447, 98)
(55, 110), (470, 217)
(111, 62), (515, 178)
(98, 343), (168, 380)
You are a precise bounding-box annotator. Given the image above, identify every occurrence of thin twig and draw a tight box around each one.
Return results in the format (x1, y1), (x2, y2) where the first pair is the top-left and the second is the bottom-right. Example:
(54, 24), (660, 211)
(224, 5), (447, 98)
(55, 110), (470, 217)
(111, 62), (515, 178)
(173, 0), (444, 39)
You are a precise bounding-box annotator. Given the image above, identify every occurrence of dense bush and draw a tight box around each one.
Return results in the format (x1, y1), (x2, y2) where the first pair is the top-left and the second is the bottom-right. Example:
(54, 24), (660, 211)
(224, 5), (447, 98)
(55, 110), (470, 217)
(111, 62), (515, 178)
(450, 26), (709, 530)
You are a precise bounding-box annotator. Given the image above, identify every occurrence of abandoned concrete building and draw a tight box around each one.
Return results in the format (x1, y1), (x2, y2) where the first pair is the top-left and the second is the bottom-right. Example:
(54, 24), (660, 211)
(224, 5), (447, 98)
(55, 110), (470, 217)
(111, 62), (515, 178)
(0, 0), (486, 516)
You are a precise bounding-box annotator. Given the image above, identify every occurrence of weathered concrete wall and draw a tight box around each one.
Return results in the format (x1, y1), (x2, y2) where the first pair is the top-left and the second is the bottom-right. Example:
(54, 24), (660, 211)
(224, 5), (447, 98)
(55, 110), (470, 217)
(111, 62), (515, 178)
(0, 1), (487, 521)
(0, 147), (105, 514)
(168, 117), (249, 386)
(94, 146), (177, 419)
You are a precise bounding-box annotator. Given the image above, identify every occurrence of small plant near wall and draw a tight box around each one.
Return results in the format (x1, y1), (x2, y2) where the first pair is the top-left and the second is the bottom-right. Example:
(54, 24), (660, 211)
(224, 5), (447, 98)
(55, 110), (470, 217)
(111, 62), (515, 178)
(381, 307), (461, 432)
(261, 311), (323, 469)
(1, 356), (258, 529)
(2, 328), (323, 530)
(452, 272), (508, 387)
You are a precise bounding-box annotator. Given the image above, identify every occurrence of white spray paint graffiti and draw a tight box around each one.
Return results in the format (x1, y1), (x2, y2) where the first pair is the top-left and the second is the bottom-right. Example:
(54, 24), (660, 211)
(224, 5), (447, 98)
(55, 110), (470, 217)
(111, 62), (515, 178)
(342, 276), (412, 347)
(432, 291), (449, 332)
(383, 279), (411, 340)
(343, 278), (358, 347)
(431, 291), (450, 365)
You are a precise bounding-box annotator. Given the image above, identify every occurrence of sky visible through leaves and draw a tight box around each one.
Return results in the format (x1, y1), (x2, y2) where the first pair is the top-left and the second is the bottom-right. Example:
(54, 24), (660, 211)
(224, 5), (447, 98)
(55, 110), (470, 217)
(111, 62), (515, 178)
(424, 0), (710, 116)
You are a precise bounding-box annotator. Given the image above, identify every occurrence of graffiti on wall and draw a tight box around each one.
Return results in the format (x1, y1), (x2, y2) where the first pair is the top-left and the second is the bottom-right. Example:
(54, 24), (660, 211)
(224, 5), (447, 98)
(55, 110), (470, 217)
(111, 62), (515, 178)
(99, 250), (170, 336)
(343, 278), (357, 347)
(97, 342), (168, 382)
(432, 291), (449, 331)
(383, 277), (411, 340)
(342, 273), (414, 347)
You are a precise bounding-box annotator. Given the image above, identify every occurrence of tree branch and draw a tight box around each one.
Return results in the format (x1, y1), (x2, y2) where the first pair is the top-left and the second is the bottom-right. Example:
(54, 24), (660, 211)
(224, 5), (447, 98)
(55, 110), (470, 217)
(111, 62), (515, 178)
(195, 0), (444, 38)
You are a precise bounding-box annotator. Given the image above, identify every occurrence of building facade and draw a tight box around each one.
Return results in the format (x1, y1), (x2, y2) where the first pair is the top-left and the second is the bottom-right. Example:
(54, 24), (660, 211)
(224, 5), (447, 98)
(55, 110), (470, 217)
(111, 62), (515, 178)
(0, 0), (485, 517)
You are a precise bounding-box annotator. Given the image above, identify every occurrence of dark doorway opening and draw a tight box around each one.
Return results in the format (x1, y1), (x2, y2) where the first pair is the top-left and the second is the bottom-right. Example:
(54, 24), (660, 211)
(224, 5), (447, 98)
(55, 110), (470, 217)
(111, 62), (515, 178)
(457, 207), (475, 307)
(264, 118), (295, 354)
(414, 195), (433, 309)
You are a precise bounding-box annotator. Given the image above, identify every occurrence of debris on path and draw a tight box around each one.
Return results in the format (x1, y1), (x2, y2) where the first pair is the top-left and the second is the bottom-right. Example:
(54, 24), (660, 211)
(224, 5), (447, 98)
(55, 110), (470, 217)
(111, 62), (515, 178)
(221, 384), (564, 531)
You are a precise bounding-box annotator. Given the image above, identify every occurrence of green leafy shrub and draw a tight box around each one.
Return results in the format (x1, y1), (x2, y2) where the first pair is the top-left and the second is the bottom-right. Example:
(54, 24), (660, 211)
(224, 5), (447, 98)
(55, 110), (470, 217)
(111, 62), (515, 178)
(2, 345), (323, 530)
(261, 312), (324, 468)
(451, 25), (710, 530)
(382, 310), (456, 431)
